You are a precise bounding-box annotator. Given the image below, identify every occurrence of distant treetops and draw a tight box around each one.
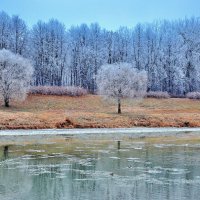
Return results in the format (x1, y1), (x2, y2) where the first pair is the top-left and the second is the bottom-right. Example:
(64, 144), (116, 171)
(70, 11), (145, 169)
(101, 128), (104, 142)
(0, 11), (200, 97)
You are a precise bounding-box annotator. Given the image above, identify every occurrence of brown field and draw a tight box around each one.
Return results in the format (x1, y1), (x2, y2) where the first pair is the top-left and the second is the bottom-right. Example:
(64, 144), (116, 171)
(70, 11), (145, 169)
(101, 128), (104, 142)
(0, 94), (199, 129)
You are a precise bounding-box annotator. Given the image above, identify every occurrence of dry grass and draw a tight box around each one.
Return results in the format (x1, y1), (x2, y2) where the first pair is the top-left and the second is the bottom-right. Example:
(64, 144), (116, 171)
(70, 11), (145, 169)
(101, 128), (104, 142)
(0, 94), (200, 129)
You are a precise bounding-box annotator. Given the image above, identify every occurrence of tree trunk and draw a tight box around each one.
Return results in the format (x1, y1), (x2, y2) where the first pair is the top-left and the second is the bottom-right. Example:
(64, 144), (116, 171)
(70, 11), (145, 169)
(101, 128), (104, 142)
(4, 98), (9, 107)
(118, 97), (121, 114)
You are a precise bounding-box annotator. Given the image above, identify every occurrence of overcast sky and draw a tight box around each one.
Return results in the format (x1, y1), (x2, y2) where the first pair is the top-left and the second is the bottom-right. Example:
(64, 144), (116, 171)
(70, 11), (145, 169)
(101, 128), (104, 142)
(1, 0), (200, 30)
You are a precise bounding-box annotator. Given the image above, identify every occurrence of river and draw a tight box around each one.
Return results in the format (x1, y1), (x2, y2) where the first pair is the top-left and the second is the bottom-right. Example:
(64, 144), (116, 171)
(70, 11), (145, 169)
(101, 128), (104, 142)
(0, 128), (200, 200)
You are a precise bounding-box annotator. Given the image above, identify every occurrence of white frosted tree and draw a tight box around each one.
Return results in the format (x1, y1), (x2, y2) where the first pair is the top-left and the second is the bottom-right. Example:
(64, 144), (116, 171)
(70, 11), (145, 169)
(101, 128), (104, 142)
(96, 63), (147, 114)
(31, 19), (68, 86)
(0, 49), (33, 107)
(1, 10), (200, 97)
(10, 15), (28, 55)
(0, 11), (11, 50)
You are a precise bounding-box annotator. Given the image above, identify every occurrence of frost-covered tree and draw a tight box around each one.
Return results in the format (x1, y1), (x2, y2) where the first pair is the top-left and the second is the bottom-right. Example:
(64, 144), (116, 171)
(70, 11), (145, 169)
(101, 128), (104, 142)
(0, 11), (11, 50)
(96, 63), (147, 113)
(0, 12), (28, 56)
(10, 15), (28, 55)
(1, 11), (200, 97)
(0, 49), (33, 107)
(31, 19), (68, 86)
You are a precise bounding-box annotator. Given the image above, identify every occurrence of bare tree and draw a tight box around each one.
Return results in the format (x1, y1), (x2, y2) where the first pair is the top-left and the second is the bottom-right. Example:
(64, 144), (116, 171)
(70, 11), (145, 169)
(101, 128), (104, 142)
(1, 10), (200, 96)
(0, 49), (33, 107)
(96, 63), (147, 114)
(11, 15), (28, 55)
(0, 11), (11, 50)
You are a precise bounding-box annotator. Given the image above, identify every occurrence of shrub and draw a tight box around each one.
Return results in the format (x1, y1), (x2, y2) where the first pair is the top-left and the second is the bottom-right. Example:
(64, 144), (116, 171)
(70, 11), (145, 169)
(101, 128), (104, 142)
(29, 86), (88, 97)
(146, 91), (170, 99)
(170, 94), (185, 98)
(186, 92), (200, 100)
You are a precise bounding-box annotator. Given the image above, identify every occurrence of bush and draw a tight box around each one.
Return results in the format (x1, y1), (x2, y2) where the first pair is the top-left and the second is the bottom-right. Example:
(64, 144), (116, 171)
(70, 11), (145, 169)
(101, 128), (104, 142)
(186, 92), (200, 100)
(29, 86), (88, 97)
(170, 94), (186, 98)
(146, 91), (170, 99)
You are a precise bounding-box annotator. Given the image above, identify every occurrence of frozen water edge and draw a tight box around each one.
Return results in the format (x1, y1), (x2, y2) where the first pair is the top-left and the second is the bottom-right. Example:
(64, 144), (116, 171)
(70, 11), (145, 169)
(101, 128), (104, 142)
(0, 127), (200, 136)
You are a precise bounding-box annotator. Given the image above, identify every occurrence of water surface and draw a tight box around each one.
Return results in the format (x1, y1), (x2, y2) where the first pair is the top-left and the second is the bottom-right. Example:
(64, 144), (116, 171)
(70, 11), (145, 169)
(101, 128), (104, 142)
(0, 129), (200, 200)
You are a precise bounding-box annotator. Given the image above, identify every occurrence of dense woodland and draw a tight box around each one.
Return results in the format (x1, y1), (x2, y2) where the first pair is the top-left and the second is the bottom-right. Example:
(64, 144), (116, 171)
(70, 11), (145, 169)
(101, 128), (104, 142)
(0, 11), (200, 96)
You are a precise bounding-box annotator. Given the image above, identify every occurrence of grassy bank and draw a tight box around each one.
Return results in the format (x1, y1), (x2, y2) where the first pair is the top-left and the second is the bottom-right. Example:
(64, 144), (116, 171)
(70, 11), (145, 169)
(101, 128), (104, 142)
(0, 95), (199, 129)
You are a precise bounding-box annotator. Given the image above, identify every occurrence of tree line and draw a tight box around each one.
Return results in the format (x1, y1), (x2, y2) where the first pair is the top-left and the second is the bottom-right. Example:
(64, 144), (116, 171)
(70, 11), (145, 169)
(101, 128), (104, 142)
(0, 11), (200, 96)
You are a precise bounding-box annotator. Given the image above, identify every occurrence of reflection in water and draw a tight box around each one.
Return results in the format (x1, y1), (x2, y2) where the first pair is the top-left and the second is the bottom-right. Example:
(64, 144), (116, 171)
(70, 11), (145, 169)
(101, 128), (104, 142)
(0, 141), (200, 200)
(3, 146), (8, 160)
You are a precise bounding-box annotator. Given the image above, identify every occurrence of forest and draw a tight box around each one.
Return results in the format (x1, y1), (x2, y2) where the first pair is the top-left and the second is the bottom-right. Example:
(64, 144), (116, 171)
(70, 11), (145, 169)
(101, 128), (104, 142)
(0, 11), (200, 96)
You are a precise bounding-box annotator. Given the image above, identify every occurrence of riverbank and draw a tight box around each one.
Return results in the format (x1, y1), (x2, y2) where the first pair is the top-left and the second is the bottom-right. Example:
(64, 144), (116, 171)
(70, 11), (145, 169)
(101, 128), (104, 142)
(0, 95), (199, 129)
(0, 127), (200, 146)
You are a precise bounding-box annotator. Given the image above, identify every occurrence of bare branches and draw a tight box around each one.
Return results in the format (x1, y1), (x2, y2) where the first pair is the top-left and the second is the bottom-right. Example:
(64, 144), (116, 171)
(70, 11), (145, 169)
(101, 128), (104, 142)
(0, 11), (200, 96)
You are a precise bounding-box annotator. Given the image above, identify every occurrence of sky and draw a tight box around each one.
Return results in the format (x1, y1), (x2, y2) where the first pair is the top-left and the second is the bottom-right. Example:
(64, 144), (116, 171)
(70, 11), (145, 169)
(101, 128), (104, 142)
(0, 0), (200, 30)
